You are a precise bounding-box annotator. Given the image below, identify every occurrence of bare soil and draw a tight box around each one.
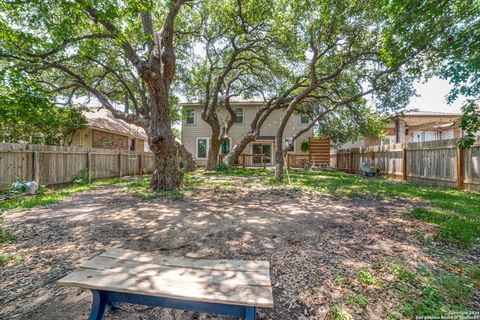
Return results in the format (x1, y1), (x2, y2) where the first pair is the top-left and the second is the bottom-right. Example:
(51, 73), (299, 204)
(0, 177), (460, 319)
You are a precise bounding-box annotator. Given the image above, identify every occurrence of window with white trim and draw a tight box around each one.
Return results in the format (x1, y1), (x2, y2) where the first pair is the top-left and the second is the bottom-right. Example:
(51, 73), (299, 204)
(196, 138), (209, 159)
(235, 107), (244, 123)
(185, 108), (195, 125)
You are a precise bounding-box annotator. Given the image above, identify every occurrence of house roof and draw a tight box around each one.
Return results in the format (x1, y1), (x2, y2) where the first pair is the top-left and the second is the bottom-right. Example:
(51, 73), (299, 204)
(395, 109), (461, 117)
(83, 107), (148, 140)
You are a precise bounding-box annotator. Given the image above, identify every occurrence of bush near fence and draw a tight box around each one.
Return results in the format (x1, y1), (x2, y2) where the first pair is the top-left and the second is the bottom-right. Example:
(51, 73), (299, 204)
(0, 143), (156, 190)
(330, 139), (480, 191)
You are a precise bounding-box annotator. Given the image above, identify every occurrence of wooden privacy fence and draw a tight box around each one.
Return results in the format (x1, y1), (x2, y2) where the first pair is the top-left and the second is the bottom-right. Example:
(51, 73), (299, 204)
(0, 143), (156, 190)
(330, 139), (480, 191)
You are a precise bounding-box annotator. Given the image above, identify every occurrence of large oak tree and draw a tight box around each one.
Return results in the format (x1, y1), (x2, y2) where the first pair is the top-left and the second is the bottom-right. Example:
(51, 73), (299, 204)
(0, 0), (191, 190)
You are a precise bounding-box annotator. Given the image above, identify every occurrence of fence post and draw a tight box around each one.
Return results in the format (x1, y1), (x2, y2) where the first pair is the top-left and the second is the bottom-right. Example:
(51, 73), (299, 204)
(242, 154), (245, 169)
(138, 153), (142, 176)
(336, 152), (339, 169)
(456, 147), (464, 190)
(263, 154), (266, 169)
(118, 152), (123, 177)
(402, 148), (407, 181)
(371, 150), (375, 163)
(87, 151), (92, 183)
(33, 150), (40, 183)
(126, 151), (130, 176)
(349, 151), (354, 173)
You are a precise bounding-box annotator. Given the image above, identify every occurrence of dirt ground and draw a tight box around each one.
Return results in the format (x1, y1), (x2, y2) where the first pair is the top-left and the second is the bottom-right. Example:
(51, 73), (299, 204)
(0, 177), (464, 319)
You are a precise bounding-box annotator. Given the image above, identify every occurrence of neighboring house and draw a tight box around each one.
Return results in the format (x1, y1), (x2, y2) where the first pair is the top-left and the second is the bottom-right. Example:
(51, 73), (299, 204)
(338, 110), (462, 149)
(70, 107), (150, 152)
(181, 101), (314, 166)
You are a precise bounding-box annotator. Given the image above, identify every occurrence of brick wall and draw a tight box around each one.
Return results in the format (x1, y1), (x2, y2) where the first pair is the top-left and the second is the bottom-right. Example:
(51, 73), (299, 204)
(134, 138), (145, 153)
(92, 130), (128, 150)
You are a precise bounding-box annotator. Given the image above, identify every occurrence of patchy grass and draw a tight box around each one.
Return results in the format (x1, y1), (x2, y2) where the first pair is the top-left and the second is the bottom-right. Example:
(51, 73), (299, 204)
(211, 169), (479, 246)
(122, 173), (241, 200)
(410, 208), (479, 246)
(329, 305), (353, 320)
(345, 292), (369, 308)
(0, 177), (124, 212)
(0, 252), (25, 266)
(386, 260), (474, 318)
(206, 167), (270, 177)
(356, 268), (380, 286)
(335, 274), (347, 284)
(0, 177), (126, 244)
(122, 178), (184, 200)
(467, 266), (480, 287)
(435, 272), (475, 304)
(0, 229), (15, 245)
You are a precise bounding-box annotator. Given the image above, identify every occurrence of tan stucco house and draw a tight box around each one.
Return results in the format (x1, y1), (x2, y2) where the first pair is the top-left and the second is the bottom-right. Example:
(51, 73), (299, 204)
(70, 107), (150, 152)
(181, 101), (314, 166)
(338, 110), (462, 149)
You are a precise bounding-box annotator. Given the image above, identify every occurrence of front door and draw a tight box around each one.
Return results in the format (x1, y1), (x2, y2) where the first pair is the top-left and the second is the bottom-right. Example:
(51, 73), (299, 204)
(252, 143), (272, 164)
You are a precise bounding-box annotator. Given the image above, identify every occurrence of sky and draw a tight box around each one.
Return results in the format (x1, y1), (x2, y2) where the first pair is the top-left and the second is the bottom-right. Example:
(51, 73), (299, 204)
(408, 77), (464, 114)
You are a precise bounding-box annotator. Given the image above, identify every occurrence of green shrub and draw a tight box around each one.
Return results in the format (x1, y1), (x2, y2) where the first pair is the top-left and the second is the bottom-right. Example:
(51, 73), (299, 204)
(301, 140), (309, 153)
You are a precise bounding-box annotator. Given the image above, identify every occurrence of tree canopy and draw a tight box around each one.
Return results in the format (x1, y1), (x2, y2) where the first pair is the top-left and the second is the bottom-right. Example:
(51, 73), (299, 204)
(1, 0), (479, 185)
(0, 70), (87, 145)
(1, 0), (193, 190)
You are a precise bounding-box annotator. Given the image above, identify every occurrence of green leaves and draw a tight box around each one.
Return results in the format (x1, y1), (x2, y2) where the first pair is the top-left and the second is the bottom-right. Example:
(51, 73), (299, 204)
(0, 71), (87, 145)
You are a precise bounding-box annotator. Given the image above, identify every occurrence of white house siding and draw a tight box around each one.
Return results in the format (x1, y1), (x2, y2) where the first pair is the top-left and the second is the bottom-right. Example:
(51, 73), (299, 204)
(181, 104), (314, 166)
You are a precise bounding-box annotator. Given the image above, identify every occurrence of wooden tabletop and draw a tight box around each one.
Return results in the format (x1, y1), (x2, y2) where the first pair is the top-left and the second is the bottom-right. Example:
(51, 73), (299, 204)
(57, 248), (274, 308)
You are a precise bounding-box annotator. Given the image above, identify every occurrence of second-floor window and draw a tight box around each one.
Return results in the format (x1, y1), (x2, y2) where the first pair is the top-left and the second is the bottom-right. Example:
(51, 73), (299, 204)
(235, 107), (244, 124)
(300, 114), (309, 124)
(185, 108), (195, 125)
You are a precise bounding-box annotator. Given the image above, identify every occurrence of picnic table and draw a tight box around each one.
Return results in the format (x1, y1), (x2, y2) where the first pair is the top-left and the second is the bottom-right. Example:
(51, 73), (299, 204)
(57, 248), (274, 320)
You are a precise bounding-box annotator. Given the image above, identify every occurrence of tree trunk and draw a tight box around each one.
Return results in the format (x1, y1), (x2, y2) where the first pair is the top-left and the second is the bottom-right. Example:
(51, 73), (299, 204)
(274, 105), (297, 181)
(150, 142), (183, 190)
(176, 141), (195, 172)
(224, 134), (256, 165)
(275, 134), (285, 181)
(147, 81), (183, 191)
(205, 134), (222, 171)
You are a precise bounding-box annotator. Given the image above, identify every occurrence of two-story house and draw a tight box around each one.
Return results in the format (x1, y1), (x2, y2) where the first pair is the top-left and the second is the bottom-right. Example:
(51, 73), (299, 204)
(181, 101), (314, 166)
